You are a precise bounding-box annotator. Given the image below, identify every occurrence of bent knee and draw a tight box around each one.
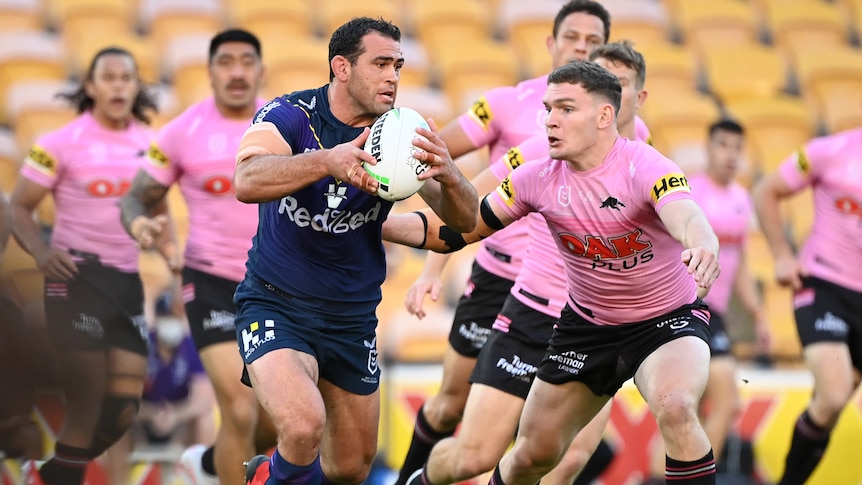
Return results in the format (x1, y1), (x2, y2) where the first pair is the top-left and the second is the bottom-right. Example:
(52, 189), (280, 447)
(556, 448), (592, 476)
(653, 392), (701, 428)
(424, 395), (465, 431)
(452, 450), (501, 480)
(324, 458), (374, 485)
(220, 392), (259, 429)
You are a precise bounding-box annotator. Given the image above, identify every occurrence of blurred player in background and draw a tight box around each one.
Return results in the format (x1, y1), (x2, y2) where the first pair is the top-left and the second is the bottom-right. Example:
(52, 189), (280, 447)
(121, 28), (271, 485)
(643, 119), (771, 484)
(401, 40), (652, 485)
(9, 47), (169, 485)
(395, 3), (617, 484)
(236, 16), (477, 485)
(753, 125), (862, 485)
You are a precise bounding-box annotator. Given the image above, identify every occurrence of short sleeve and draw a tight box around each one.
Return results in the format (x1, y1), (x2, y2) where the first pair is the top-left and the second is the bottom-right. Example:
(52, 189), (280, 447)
(252, 98), (309, 152)
(20, 135), (63, 189)
(456, 86), (514, 150)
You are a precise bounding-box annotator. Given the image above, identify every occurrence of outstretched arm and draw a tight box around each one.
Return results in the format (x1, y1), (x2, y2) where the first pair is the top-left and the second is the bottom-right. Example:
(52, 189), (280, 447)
(658, 198), (721, 295)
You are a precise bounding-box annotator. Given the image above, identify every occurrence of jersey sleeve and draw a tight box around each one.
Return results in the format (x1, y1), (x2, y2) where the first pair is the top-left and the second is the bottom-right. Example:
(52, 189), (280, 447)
(636, 147), (695, 212)
(457, 86), (515, 149)
(777, 139), (826, 193)
(487, 160), (541, 223)
(143, 124), (182, 186)
(20, 132), (63, 189)
(252, 98), (310, 151)
(490, 135), (548, 181)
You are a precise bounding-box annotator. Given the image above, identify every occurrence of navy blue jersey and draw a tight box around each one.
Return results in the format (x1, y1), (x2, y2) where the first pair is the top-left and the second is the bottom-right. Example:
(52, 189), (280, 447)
(244, 86), (395, 311)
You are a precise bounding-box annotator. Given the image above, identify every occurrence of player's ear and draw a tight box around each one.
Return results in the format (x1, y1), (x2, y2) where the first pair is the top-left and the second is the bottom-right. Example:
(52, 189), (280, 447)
(636, 88), (648, 110)
(331, 55), (350, 82)
(598, 103), (615, 129)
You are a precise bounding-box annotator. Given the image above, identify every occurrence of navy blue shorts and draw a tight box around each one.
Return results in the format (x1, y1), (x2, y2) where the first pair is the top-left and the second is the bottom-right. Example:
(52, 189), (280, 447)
(234, 275), (380, 395)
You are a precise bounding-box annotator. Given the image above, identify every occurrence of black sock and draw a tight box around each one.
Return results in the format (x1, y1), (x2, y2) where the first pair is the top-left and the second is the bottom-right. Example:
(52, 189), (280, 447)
(777, 410), (832, 485)
(666, 449), (716, 484)
(572, 438), (615, 485)
(394, 405), (455, 485)
(201, 445), (216, 476)
(39, 442), (91, 485)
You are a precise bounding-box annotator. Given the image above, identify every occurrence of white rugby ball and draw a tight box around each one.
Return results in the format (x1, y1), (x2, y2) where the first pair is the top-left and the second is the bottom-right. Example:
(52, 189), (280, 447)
(363, 107), (430, 202)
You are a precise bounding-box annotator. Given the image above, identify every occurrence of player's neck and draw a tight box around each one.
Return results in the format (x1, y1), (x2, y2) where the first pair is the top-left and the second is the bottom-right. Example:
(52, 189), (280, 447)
(328, 83), (377, 127)
(706, 166), (732, 187)
(566, 134), (618, 172)
(90, 110), (130, 131)
(618, 119), (634, 141)
(216, 101), (258, 120)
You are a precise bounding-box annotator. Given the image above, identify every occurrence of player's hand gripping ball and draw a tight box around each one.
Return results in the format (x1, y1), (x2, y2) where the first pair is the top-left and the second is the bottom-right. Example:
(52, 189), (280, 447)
(363, 107), (430, 201)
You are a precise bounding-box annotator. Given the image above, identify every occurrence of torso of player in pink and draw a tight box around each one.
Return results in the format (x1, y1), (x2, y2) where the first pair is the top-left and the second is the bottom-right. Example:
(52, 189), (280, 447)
(689, 174), (751, 314)
(457, 75), (549, 280)
(144, 97), (264, 282)
(491, 137), (699, 325)
(778, 127), (862, 292)
(20, 112), (153, 272)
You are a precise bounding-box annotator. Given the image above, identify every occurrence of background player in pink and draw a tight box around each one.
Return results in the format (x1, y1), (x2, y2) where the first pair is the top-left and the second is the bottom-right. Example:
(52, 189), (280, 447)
(399, 40), (655, 485)
(753, 125), (862, 485)
(395, 4), (613, 483)
(386, 61), (721, 485)
(120, 29), (271, 485)
(645, 119), (771, 483)
(9, 47), (167, 485)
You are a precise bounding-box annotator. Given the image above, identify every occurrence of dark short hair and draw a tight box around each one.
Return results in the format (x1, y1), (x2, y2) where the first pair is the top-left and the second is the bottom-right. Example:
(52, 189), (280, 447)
(709, 118), (745, 138)
(328, 17), (401, 81)
(548, 60), (622, 117)
(57, 47), (157, 124)
(553, 0), (611, 43)
(209, 28), (262, 62)
(589, 40), (646, 89)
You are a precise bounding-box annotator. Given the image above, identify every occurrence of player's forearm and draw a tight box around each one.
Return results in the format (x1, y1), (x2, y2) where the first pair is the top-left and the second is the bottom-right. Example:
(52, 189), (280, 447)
(10, 203), (50, 261)
(752, 184), (793, 260)
(683, 215), (720, 256)
(120, 171), (170, 237)
(430, 174), (479, 233)
(234, 153), (330, 203)
(0, 196), (11, 254)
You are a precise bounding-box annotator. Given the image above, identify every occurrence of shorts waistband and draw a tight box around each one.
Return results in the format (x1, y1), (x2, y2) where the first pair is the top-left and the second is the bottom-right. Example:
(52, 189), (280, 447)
(485, 246), (512, 263)
(254, 276), (295, 300)
(518, 288), (550, 306)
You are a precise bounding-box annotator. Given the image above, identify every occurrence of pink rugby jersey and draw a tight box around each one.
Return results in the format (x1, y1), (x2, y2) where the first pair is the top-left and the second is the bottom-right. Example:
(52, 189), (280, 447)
(689, 174), (752, 315)
(490, 137), (700, 325)
(778, 128), (862, 292)
(144, 96), (265, 282)
(20, 112), (153, 272)
(457, 75), (550, 280)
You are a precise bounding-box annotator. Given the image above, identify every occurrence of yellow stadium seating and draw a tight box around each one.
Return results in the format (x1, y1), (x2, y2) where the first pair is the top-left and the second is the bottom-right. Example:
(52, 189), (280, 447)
(637, 41), (699, 99)
(639, 91), (720, 157)
(432, 40), (519, 112)
(0, 0), (44, 31)
(792, 46), (862, 134)
(161, 33), (213, 109)
(700, 43), (788, 104)
(317, 0), (400, 37)
(263, 37), (330, 100)
(0, 31), (67, 127)
(724, 97), (815, 174)
(764, 0), (849, 61)
(603, 0), (671, 45)
(67, 32), (159, 84)
(498, 0), (558, 79)
(407, 0), (491, 56)
(670, 0), (759, 53)
(226, 0), (314, 43)
(6, 79), (77, 152)
(50, 0), (136, 74)
(397, 37), (431, 88)
(140, 0), (224, 55)
(395, 86), (455, 128)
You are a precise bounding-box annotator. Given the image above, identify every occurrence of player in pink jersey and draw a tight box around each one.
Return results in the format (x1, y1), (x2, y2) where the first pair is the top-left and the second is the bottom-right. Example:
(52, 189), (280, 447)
(399, 41), (654, 485)
(9, 47), (168, 485)
(753, 126), (862, 485)
(644, 119), (771, 484)
(387, 61), (720, 485)
(119, 29), (271, 485)
(394, 4), (614, 483)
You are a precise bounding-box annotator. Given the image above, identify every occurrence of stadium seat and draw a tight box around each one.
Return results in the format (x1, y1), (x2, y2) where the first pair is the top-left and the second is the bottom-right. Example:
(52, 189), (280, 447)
(6, 79), (77, 152)
(317, 0), (400, 37)
(637, 41), (699, 100)
(226, 0), (314, 43)
(724, 97), (815, 174)
(432, 40), (519, 112)
(408, 0), (492, 57)
(700, 43), (789, 104)
(49, 0), (136, 74)
(161, 33), (213, 109)
(763, 0), (849, 60)
(498, 0), (559, 79)
(139, 0), (224, 55)
(793, 46), (862, 134)
(639, 91), (720, 157)
(603, 0), (671, 45)
(0, 31), (66, 126)
(670, 0), (759, 53)
(395, 85), (454, 127)
(397, 37), (431, 88)
(67, 32), (159, 84)
(0, 0), (44, 32)
(263, 37), (330, 100)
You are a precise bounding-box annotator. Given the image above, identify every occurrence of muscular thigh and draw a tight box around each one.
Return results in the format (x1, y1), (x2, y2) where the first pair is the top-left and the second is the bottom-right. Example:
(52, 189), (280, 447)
(319, 379), (379, 473)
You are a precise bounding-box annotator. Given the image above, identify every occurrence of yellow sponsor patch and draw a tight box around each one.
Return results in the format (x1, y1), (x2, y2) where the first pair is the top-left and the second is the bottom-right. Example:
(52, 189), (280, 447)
(651, 172), (690, 203)
(504, 146), (525, 172)
(468, 97), (492, 130)
(794, 149), (810, 174)
(496, 176), (516, 207)
(147, 142), (169, 167)
(25, 144), (57, 175)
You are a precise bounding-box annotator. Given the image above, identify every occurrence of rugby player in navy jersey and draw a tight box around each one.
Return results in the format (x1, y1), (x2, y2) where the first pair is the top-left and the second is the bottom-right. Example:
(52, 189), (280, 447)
(233, 17), (478, 485)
